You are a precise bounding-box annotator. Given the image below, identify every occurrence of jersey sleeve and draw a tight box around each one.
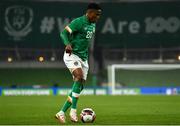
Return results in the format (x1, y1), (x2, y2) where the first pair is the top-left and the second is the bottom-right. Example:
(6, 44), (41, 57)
(60, 30), (70, 45)
(67, 18), (82, 33)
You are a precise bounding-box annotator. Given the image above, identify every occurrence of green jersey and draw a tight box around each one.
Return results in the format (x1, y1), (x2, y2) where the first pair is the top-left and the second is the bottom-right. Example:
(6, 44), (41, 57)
(61, 15), (96, 61)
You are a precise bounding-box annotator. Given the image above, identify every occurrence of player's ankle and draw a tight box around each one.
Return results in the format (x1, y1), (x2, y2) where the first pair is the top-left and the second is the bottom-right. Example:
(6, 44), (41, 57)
(70, 108), (77, 113)
(57, 110), (65, 115)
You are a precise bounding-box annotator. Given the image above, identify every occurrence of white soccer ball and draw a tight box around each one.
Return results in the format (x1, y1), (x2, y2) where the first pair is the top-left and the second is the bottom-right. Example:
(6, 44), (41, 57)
(80, 108), (96, 123)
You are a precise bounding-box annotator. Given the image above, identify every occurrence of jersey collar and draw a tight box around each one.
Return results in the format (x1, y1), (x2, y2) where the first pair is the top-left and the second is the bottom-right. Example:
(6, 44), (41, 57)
(84, 15), (91, 24)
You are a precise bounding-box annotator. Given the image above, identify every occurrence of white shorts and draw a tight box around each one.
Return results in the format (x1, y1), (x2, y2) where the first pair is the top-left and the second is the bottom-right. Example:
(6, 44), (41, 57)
(63, 52), (89, 80)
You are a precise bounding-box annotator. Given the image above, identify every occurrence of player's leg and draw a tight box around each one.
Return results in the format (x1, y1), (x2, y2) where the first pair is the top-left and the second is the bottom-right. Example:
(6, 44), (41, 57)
(69, 60), (89, 122)
(57, 92), (72, 115)
(70, 68), (83, 122)
(55, 89), (72, 123)
(55, 53), (81, 123)
(59, 71), (84, 114)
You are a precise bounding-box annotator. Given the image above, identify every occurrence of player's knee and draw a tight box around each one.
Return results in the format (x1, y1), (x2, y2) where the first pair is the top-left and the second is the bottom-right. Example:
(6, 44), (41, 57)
(74, 74), (83, 82)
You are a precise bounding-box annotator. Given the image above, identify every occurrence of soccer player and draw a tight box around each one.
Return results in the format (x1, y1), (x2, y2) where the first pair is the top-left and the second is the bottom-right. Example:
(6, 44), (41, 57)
(55, 3), (102, 123)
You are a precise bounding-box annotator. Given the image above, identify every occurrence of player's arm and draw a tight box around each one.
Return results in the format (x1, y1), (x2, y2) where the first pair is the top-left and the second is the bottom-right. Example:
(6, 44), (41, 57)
(60, 29), (71, 46)
(60, 18), (82, 55)
(60, 29), (72, 55)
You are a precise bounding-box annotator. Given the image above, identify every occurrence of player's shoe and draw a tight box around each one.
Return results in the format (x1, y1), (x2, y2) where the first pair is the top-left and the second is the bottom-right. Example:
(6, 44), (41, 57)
(55, 111), (66, 124)
(70, 108), (78, 122)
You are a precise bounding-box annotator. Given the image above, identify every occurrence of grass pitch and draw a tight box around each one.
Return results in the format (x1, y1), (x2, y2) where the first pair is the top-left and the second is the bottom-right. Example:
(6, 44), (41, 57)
(0, 95), (180, 125)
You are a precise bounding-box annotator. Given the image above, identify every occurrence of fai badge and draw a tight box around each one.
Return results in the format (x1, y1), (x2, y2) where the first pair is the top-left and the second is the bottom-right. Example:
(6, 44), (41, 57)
(74, 61), (79, 66)
(4, 5), (33, 41)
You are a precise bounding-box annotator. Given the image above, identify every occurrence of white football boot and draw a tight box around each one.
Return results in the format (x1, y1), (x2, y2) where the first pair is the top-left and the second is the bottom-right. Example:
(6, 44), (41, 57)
(70, 108), (78, 122)
(55, 111), (66, 124)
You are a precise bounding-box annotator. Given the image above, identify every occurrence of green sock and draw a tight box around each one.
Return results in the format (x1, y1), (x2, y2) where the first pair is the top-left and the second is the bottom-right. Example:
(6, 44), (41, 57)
(61, 92), (72, 112)
(71, 81), (82, 109)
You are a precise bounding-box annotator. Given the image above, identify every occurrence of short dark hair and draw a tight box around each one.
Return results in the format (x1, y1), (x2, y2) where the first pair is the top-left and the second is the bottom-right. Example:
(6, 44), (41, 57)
(87, 3), (101, 10)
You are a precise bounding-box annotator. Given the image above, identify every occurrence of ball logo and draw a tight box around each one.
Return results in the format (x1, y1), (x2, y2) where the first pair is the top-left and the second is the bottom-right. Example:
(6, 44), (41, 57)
(4, 5), (33, 40)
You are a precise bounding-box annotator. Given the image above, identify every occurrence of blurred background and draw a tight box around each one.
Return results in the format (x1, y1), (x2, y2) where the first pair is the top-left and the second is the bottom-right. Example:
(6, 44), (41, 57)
(0, 0), (180, 96)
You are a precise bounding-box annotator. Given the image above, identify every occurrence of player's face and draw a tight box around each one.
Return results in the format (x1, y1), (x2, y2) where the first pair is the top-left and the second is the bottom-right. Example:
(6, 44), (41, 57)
(88, 9), (101, 23)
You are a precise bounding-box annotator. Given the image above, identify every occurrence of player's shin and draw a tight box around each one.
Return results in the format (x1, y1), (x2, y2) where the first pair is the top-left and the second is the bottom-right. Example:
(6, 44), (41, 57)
(61, 92), (72, 112)
(71, 81), (81, 109)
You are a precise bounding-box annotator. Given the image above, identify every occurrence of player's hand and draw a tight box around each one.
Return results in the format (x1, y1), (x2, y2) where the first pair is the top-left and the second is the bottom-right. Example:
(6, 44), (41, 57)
(65, 44), (72, 56)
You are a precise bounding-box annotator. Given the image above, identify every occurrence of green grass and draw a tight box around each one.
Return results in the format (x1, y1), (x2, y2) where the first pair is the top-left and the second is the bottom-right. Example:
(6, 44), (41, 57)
(0, 95), (180, 125)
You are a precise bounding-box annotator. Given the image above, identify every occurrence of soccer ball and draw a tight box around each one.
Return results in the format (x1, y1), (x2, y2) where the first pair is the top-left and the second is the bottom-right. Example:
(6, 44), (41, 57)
(80, 108), (96, 123)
